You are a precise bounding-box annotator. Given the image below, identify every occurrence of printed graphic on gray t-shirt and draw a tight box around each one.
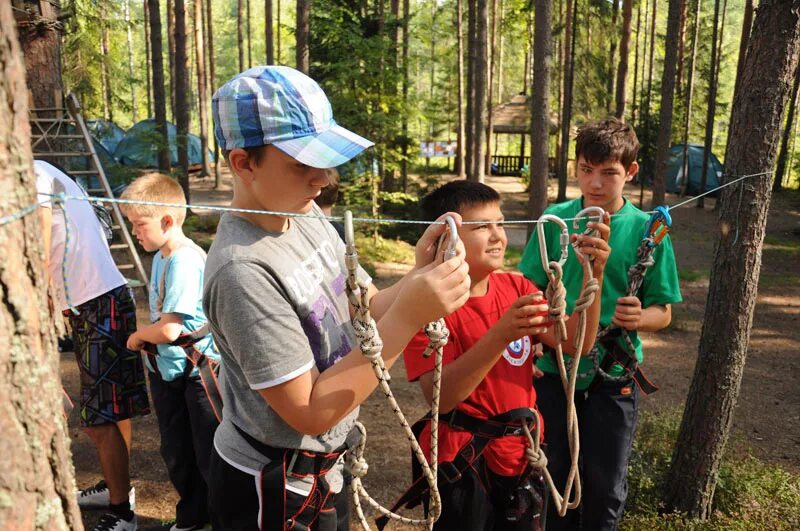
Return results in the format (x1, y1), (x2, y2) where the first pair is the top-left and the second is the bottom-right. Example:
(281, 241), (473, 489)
(203, 208), (370, 492)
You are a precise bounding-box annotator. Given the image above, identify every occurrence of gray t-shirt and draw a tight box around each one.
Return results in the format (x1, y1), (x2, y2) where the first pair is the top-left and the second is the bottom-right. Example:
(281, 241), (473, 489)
(203, 206), (370, 493)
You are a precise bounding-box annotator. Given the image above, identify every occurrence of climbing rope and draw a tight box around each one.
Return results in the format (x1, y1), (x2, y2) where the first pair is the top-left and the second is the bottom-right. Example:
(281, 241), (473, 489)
(343, 212), (456, 530)
(522, 207), (603, 516)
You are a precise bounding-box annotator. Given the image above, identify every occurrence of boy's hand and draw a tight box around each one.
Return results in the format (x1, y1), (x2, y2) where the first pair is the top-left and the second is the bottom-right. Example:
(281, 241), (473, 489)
(415, 212), (465, 268)
(493, 293), (550, 345)
(571, 213), (611, 277)
(396, 253), (470, 326)
(126, 332), (145, 352)
(612, 296), (643, 330)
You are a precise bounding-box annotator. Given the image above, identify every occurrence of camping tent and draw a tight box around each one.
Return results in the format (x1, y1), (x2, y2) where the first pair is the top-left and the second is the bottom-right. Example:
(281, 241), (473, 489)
(86, 119), (126, 153)
(665, 143), (723, 196)
(113, 119), (213, 169)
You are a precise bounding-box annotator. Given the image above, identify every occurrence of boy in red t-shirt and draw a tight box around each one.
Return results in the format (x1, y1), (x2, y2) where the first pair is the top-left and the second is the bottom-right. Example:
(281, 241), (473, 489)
(402, 180), (610, 530)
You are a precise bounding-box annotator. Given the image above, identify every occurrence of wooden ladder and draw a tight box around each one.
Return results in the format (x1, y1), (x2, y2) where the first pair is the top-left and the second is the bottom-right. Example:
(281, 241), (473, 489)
(30, 93), (150, 294)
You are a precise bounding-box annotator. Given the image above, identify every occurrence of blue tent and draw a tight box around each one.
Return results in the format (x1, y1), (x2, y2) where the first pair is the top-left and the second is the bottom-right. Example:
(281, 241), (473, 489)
(113, 119), (214, 169)
(665, 143), (723, 196)
(86, 119), (126, 153)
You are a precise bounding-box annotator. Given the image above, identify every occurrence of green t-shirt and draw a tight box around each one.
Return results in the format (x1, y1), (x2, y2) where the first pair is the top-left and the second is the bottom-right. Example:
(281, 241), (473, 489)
(519, 197), (682, 390)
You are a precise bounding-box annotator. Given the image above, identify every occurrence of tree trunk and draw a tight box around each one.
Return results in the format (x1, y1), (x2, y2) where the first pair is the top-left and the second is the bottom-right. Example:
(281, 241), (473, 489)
(608, 0), (619, 113)
(237, 0), (245, 71)
(497, 0), (505, 108)
(204, 0), (221, 186)
(529, 0), (552, 232)
(469, 0), (489, 182)
(698, 0), (721, 207)
(17, 0), (63, 112)
(168, 0), (177, 122)
(175, 0), (191, 201)
(247, 0), (252, 68)
(680, 0), (701, 197)
(676, 0), (688, 93)
(400, 0), (410, 189)
(125, 0), (139, 122)
(144, 0), (153, 118)
(644, 0), (657, 119)
(632, 4), (640, 123)
(0, 3), (82, 527)
(266, 0), (274, 64)
(465, 0), (476, 180)
(774, 60), (800, 192)
(663, 0), (800, 517)
(556, 0), (576, 201)
(296, 0), (310, 73)
(485, 0), (499, 175)
(650, 0), (683, 208)
(277, 0), (282, 62)
(456, 0), (466, 178)
(193, 0), (211, 177)
(149, 0), (171, 172)
(100, 3), (113, 121)
(615, 0), (632, 119)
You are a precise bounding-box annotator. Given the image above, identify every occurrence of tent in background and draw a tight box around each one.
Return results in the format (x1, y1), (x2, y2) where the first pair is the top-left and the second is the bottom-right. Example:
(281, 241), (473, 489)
(86, 119), (126, 154)
(113, 119), (214, 169)
(665, 143), (724, 196)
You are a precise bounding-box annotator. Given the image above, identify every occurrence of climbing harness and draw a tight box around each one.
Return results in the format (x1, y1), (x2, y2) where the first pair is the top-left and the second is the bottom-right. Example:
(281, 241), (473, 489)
(524, 208), (602, 517)
(587, 206), (673, 395)
(143, 241), (223, 422)
(344, 211), (456, 530)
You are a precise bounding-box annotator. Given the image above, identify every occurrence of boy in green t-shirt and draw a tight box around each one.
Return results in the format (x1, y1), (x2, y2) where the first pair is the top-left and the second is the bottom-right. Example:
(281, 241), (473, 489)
(519, 118), (681, 530)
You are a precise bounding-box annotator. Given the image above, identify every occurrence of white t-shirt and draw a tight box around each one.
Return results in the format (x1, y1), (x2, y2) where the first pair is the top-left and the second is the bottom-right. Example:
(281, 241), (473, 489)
(35, 160), (126, 310)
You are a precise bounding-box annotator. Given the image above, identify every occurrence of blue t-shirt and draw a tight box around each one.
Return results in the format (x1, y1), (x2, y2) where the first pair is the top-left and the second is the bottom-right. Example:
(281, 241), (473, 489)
(146, 244), (220, 381)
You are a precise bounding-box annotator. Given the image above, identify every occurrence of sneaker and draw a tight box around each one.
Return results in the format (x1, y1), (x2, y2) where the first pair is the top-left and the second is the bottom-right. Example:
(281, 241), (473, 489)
(158, 520), (207, 531)
(77, 480), (136, 510)
(92, 512), (137, 531)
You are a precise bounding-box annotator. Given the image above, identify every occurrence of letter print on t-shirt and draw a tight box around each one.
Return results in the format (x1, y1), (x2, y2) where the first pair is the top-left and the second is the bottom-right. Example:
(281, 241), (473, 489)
(503, 335), (532, 367)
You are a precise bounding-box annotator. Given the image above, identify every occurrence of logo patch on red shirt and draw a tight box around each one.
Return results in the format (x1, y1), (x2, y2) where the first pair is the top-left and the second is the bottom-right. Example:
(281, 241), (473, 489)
(504, 336), (532, 367)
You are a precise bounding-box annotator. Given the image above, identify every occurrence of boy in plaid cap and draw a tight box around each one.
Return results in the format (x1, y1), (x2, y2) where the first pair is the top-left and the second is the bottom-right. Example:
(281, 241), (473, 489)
(204, 66), (471, 531)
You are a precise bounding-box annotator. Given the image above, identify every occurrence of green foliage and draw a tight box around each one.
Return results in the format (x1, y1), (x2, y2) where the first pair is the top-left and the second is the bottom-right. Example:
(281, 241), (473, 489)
(621, 410), (800, 530)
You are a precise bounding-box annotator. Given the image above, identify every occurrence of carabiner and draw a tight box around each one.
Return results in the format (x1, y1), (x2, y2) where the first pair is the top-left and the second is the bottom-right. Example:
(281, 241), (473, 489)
(644, 206), (672, 247)
(536, 214), (570, 274)
(344, 211), (359, 275)
(571, 206), (606, 262)
(442, 216), (459, 260)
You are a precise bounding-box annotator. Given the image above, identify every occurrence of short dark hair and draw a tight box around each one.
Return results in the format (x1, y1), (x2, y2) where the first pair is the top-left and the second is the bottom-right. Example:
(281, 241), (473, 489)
(575, 118), (639, 168)
(421, 180), (501, 220)
(315, 169), (340, 207)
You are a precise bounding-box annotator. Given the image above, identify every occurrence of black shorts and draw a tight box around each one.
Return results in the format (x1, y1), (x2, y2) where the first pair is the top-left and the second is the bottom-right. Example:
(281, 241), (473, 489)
(66, 285), (150, 427)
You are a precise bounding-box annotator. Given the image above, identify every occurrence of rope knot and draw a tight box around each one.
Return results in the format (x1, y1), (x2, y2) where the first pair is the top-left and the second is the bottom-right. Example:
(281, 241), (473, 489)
(347, 454), (369, 478)
(352, 317), (383, 361)
(422, 319), (449, 358)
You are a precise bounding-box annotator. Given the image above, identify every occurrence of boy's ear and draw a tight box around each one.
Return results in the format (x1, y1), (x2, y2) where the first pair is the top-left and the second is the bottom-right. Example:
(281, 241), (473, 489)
(626, 161), (639, 182)
(228, 148), (255, 181)
(160, 214), (174, 231)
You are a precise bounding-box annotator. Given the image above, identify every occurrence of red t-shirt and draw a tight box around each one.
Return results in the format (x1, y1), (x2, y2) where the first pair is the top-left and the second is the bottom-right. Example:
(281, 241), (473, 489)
(404, 272), (544, 477)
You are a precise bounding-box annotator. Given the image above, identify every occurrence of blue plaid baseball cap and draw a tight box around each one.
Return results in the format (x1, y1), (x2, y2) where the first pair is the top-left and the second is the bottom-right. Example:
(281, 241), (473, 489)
(212, 66), (374, 168)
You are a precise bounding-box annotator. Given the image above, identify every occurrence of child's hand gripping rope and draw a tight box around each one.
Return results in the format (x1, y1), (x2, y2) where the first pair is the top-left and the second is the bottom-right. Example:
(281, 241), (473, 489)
(343, 212), (466, 531)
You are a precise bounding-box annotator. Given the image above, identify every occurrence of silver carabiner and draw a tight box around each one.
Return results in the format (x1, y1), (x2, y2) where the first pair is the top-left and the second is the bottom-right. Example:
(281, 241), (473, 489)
(344, 211), (359, 276)
(571, 207), (605, 262)
(536, 214), (570, 274)
(442, 216), (459, 260)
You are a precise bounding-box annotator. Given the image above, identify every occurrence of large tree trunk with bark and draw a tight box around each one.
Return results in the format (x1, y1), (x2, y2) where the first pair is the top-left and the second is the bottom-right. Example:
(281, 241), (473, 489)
(529, 0), (552, 233)
(193, 0), (211, 177)
(465, 0), (476, 180)
(175, 0), (190, 200)
(455, 0), (466, 178)
(17, 0), (63, 112)
(556, 0), (576, 201)
(615, 0), (632, 119)
(0, 3), (82, 528)
(650, 0), (683, 207)
(469, 0), (489, 182)
(149, 0), (171, 172)
(663, 0), (800, 517)
(296, 0), (310, 73)
(775, 60), (800, 191)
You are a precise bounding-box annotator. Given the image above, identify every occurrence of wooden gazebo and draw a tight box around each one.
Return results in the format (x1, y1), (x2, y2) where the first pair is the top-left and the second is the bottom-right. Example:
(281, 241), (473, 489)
(490, 94), (557, 175)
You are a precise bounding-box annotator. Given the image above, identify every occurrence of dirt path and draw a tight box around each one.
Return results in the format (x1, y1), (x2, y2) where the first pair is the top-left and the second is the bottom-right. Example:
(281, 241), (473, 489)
(66, 170), (800, 529)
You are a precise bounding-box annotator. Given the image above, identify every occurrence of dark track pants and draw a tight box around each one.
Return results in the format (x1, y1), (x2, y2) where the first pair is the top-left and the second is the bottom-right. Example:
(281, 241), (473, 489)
(150, 370), (218, 528)
(535, 373), (639, 531)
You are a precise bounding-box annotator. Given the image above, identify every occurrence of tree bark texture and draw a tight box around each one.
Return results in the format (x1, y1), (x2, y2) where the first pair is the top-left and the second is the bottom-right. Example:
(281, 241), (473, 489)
(608, 0), (619, 113)
(193, 0), (211, 177)
(17, 0), (63, 112)
(237, 0), (244, 71)
(456, 0), (466, 178)
(468, 0), (489, 182)
(556, 0), (576, 201)
(632, 5), (640, 123)
(174, 0), (191, 200)
(529, 0), (552, 233)
(148, 0), (171, 172)
(266, 0), (274, 64)
(400, 0), (409, 189)
(650, 0), (683, 207)
(465, 0), (476, 180)
(296, 0), (310, 74)
(247, 0), (252, 68)
(168, 0), (177, 122)
(615, 0), (632, 120)
(663, 0), (800, 517)
(774, 59), (800, 191)
(0, 3), (82, 528)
